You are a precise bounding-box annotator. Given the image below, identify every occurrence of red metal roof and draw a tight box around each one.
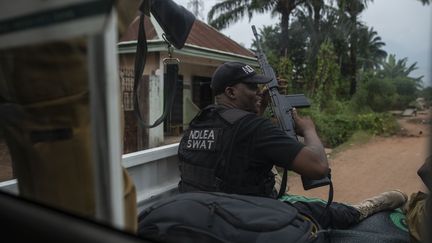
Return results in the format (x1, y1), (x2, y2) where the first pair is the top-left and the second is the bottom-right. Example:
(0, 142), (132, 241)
(119, 16), (255, 58)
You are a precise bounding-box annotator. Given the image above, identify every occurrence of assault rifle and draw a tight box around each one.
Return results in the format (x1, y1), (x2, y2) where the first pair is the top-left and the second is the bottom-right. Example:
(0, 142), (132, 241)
(251, 26), (332, 198)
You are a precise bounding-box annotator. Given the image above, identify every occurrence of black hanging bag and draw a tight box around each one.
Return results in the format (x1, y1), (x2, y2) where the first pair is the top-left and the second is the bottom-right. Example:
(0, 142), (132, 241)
(138, 192), (325, 243)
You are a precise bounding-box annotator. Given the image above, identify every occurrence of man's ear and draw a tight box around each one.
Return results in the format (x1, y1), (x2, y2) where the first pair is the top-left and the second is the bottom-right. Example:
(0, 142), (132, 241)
(224, 86), (236, 99)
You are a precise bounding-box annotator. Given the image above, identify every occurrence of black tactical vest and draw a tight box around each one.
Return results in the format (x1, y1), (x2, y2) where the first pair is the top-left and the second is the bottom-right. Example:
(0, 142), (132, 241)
(178, 105), (276, 197)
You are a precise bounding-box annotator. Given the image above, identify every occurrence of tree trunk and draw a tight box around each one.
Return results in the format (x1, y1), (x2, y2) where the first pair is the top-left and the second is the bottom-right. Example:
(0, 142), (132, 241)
(313, 0), (321, 35)
(279, 0), (302, 56)
(349, 14), (358, 96)
(279, 10), (290, 57)
(310, 0), (322, 95)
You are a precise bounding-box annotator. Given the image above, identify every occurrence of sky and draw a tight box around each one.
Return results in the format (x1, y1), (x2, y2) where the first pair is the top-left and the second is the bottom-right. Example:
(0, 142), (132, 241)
(174, 0), (432, 87)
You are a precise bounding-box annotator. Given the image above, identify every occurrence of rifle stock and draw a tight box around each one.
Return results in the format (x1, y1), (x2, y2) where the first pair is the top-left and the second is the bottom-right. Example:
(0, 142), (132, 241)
(251, 25), (330, 191)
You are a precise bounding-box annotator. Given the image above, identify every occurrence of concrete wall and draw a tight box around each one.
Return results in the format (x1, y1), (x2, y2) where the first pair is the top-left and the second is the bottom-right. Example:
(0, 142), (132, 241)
(119, 51), (227, 150)
(171, 54), (223, 128)
(119, 52), (164, 149)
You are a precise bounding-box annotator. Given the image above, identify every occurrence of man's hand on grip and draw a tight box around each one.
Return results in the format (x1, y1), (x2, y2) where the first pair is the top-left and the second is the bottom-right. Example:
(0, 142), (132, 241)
(292, 108), (316, 136)
(258, 86), (270, 116)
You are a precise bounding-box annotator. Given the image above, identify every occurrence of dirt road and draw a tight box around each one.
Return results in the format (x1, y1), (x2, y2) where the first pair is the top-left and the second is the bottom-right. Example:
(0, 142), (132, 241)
(288, 111), (430, 204)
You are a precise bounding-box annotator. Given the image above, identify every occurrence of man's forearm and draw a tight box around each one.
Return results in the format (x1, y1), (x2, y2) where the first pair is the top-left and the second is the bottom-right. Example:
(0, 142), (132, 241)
(303, 129), (328, 167)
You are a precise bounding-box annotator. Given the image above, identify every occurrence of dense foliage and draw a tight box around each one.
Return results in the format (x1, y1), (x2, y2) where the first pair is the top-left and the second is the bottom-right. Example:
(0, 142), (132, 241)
(300, 103), (399, 147)
(207, 0), (429, 148)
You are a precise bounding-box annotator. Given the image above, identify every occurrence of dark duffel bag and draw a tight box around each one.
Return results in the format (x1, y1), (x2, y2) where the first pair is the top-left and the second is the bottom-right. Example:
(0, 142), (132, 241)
(138, 192), (325, 243)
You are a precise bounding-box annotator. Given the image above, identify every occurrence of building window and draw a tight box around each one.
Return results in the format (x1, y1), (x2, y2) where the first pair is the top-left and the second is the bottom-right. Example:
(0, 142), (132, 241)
(120, 68), (134, 111)
(192, 76), (213, 109)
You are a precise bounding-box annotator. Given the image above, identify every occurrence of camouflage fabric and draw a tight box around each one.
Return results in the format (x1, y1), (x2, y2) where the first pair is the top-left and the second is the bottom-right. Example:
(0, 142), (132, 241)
(405, 191), (427, 243)
(272, 166), (285, 194)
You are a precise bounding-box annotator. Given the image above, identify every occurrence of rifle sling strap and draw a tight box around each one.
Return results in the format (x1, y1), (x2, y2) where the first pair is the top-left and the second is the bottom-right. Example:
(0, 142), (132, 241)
(277, 168), (288, 199)
(133, 12), (178, 128)
(319, 171), (334, 221)
(278, 169), (334, 223)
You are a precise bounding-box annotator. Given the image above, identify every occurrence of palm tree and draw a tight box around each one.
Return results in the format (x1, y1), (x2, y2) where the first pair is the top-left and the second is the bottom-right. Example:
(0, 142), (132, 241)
(298, 1), (339, 80)
(250, 25), (282, 66)
(303, 0), (325, 38)
(357, 27), (387, 71)
(380, 54), (422, 81)
(298, 0), (324, 63)
(379, 54), (424, 108)
(337, 0), (373, 96)
(208, 0), (307, 54)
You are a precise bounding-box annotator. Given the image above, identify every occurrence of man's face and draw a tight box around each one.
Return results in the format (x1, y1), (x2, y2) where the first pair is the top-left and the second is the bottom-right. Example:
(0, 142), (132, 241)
(232, 82), (263, 113)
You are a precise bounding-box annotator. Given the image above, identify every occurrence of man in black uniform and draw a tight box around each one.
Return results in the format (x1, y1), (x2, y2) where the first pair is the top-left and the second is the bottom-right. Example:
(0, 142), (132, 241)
(177, 61), (407, 229)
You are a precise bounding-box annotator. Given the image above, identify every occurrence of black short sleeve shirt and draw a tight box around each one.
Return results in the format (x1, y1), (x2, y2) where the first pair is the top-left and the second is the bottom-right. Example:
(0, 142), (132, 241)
(178, 107), (305, 193)
(236, 114), (305, 170)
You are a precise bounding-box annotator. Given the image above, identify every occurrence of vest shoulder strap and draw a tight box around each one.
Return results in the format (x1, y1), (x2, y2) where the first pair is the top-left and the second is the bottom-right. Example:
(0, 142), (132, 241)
(217, 108), (252, 124)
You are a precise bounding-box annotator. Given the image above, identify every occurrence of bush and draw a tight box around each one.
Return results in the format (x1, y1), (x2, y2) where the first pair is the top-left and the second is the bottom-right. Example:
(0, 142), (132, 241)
(356, 113), (399, 135)
(313, 113), (357, 147)
(300, 106), (399, 147)
(352, 77), (397, 112)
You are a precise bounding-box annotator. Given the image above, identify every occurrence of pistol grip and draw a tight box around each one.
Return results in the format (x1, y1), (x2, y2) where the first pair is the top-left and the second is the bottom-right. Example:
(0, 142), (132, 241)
(301, 175), (331, 190)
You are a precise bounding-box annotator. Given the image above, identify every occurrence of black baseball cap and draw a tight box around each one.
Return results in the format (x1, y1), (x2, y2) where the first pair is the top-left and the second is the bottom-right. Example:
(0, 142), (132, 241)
(210, 62), (272, 94)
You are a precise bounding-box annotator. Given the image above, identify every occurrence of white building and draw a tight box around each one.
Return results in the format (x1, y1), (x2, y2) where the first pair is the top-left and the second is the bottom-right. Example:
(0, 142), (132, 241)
(118, 15), (258, 152)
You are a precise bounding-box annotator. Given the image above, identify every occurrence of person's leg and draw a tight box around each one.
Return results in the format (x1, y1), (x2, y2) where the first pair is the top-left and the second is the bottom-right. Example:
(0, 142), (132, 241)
(282, 190), (407, 229)
(288, 198), (360, 229)
(403, 191), (427, 243)
(351, 190), (408, 220)
(427, 195), (432, 243)
(272, 166), (287, 195)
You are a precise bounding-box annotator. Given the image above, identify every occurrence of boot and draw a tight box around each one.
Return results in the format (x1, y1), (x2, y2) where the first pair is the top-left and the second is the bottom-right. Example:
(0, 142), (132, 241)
(352, 190), (408, 220)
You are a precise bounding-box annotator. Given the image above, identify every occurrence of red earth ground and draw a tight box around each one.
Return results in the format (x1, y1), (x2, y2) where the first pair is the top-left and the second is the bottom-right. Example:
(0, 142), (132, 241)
(287, 110), (430, 204)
